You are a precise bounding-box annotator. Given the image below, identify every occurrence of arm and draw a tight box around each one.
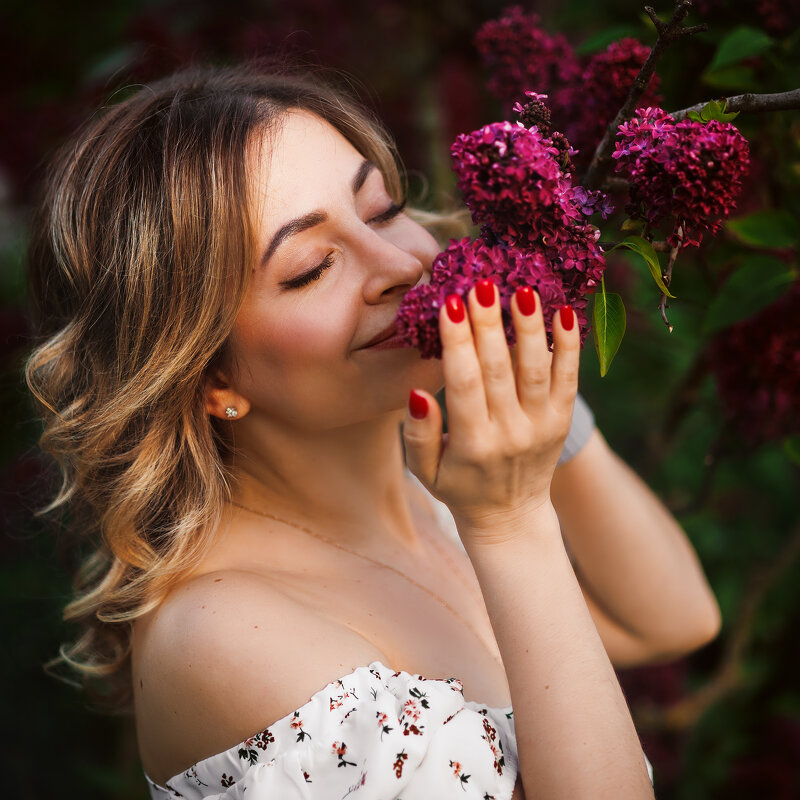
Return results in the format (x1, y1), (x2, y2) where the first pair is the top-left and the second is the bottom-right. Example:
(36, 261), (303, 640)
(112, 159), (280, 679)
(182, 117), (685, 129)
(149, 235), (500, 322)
(551, 427), (721, 665)
(462, 502), (655, 799)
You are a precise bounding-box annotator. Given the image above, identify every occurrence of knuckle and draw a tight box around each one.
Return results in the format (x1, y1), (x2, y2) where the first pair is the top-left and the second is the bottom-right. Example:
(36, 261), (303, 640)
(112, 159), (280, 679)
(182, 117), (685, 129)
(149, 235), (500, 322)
(519, 369), (549, 393)
(449, 369), (483, 396)
(504, 430), (534, 457)
(402, 427), (428, 446)
(457, 439), (493, 465)
(557, 366), (580, 386)
(482, 358), (510, 385)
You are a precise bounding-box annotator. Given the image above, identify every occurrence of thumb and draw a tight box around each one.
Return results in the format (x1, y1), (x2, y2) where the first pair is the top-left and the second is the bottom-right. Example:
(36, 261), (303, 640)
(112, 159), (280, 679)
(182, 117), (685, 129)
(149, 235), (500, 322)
(402, 389), (443, 491)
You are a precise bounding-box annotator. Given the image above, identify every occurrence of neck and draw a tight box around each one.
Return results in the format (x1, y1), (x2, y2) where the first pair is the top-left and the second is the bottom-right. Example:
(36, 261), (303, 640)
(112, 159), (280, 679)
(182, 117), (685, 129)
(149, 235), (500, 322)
(227, 409), (421, 549)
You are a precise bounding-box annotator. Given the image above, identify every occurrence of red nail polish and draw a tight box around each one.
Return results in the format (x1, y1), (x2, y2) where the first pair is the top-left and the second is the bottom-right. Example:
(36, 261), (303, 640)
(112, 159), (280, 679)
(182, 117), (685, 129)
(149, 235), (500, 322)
(516, 287), (536, 316)
(475, 278), (495, 308)
(445, 294), (465, 323)
(559, 305), (574, 331)
(408, 389), (428, 419)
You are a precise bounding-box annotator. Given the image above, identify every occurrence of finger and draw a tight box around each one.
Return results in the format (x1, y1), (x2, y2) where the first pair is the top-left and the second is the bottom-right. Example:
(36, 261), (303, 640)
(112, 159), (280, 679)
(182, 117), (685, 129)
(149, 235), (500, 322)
(511, 287), (552, 415)
(402, 388), (444, 491)
(550, 304), (581, 414)
(439, 293), (490, 438)
(466, 278), (520, 423)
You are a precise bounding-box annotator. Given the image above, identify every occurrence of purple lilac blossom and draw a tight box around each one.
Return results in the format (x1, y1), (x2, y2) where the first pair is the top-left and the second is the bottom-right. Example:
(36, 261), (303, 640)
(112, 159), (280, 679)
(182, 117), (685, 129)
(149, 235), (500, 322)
(449, 119), (609, 293)
(557, 38), (662, 164)
(395, 95), (608, 360)
(512, 91), (551, 133)
(474, 6), (580, 106)
(613, 106), (750, 248)
(395, 238), (590, 359)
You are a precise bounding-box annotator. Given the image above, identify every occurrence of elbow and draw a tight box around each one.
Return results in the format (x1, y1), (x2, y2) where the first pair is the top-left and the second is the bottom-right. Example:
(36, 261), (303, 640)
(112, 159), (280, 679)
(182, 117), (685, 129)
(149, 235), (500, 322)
(631, 594), (722, 665)
(694, 597), (723, 650)
(658, 598), (723, 661)
(684, 606), (722, 656)
(692, 583), (724, 647)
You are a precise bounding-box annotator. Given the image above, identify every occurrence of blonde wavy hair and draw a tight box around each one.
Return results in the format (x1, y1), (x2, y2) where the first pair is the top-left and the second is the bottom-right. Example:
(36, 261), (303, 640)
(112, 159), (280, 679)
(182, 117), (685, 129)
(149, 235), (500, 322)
(25, 63), (468, 709)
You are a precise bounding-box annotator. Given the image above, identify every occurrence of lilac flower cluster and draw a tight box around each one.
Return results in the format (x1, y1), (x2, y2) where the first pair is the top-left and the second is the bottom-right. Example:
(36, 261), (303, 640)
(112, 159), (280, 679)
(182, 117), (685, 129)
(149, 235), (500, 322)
(449, 117), (609, 292)
(558, 38), (663, 163)
(613, 107), (750, 248)
(396, 238), (591, 360)
(396, 97), (609, 359)
(474, 9), (661, 165)
(474, 6), (580, 106)
(710, 281), (800, 444)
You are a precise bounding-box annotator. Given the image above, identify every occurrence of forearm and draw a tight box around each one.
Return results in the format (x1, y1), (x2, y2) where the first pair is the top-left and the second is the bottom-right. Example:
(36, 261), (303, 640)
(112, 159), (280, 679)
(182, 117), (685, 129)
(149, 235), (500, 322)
(461, 501), (654, 799)
(551, 428), (720, 653)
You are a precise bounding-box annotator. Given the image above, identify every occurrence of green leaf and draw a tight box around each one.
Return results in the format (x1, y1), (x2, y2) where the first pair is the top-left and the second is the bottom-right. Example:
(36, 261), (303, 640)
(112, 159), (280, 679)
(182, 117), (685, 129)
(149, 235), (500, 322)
(784, 437), (800, 466)
(702, 256), (796, 334)
(620, 217), (643, 232)
(688, 99), (740, 123)
(726, 210), (798, 248)
(608, 235), (676, 298)
(576, 26), (639, 55)
(592, 285), (626, 377)
(707, 26), (774, 72)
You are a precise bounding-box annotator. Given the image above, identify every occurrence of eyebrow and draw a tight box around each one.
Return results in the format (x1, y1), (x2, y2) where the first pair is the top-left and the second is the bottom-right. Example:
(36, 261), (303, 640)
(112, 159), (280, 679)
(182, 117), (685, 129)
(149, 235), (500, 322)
(259, 159), (377, 269)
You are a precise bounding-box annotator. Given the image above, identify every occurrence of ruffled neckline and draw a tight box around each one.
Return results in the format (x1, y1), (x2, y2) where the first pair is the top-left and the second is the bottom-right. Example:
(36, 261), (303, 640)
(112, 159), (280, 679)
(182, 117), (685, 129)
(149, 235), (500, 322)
(145, 660), (513, 794)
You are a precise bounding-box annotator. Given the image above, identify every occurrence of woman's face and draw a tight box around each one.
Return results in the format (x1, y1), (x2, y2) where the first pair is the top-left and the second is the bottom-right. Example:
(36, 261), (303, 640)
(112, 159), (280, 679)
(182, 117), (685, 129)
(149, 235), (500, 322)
(226, 109), (444, 430)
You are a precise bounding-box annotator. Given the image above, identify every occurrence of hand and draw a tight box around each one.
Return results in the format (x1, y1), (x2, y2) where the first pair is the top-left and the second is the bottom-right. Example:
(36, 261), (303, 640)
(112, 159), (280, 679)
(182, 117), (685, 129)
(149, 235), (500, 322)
(403, 279), (580, 542)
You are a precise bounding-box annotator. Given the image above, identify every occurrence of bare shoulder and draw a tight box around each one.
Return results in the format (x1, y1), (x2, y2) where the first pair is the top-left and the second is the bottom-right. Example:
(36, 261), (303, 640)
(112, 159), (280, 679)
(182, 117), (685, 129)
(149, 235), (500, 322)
(132, 568), (389, 786)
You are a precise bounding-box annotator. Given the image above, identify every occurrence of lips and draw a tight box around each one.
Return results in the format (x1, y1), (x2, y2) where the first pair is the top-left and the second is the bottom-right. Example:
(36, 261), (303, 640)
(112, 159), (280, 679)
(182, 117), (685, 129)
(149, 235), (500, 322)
(360, 322), (399, 349)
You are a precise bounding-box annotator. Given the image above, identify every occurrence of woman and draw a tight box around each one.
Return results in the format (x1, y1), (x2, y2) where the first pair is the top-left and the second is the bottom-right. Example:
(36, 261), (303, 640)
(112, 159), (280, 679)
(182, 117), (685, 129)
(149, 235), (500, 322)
(25, 65), (720, 799)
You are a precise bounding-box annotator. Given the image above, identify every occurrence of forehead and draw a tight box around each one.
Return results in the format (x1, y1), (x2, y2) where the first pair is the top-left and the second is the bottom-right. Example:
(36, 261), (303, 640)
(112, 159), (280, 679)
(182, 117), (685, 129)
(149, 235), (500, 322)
(250, 110), (366, 223)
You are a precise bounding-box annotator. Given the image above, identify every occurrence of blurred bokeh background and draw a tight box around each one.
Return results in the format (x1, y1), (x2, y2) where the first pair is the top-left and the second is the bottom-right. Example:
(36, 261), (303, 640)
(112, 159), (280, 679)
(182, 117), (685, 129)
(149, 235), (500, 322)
(1, 0), (798, 797)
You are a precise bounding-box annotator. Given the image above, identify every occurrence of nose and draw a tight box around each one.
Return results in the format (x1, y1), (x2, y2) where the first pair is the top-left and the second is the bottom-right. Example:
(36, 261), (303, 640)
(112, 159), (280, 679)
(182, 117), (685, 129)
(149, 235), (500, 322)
(358, 226), (428, 305)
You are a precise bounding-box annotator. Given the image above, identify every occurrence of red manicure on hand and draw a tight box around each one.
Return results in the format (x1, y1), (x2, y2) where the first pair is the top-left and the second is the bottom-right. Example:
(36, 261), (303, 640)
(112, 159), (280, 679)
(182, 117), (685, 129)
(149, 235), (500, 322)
(475, 278), (495, 308)
(559, 305), (574, 331)
(445, 294), (465, 323)
(516, 287), (536, 316)
(408, 390), (428, 419)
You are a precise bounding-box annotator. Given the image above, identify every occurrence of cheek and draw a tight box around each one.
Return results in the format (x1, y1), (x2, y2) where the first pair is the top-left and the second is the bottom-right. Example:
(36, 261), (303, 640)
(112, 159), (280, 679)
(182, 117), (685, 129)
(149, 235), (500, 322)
(236, 307), (347, 368)
(230, 319), (350, 429)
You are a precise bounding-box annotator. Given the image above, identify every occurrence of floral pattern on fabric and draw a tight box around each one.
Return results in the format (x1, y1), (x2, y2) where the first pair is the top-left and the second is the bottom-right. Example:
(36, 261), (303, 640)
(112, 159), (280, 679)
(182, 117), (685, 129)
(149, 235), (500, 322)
(145, 662), (519, 800)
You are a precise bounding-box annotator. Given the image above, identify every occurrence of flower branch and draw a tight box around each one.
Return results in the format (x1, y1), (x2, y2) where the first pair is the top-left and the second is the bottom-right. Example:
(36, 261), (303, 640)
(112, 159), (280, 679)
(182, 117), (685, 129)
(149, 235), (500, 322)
(582, 0), (707, 191)
(658, 232), (682, 331)
(671, 88), (800, 121)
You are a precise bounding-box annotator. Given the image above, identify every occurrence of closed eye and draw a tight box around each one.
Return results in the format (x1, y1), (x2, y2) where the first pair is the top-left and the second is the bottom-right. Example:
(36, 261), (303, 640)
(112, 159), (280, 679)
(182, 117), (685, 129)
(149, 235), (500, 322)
(369, 198), (406, 225)
(280, 199), (408, 290)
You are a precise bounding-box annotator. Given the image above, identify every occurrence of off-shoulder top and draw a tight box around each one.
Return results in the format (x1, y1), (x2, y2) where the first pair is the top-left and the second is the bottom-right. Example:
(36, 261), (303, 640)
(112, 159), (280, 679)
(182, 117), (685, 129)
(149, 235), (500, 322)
(145, 460), (653, 798)
(144, 661), (653, 799)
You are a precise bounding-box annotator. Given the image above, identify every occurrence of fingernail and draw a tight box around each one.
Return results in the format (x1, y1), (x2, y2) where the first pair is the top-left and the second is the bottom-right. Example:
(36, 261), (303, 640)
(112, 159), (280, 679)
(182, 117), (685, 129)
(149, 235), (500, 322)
(445, 294), (465, 323)
(475, 278), (495, 308)
(408, 389), (428, 419)
(516, 286), (536, 316)
(559, 305), (574, 331)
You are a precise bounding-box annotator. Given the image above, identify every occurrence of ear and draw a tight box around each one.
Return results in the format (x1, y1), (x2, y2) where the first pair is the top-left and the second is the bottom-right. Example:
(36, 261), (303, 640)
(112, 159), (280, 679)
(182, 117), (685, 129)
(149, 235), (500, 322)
(204, 367), (251, 421)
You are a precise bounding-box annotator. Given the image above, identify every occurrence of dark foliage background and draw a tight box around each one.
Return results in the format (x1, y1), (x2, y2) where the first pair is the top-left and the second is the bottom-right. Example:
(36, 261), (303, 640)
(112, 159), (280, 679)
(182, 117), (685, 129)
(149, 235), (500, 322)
(1, 0), (798, 797)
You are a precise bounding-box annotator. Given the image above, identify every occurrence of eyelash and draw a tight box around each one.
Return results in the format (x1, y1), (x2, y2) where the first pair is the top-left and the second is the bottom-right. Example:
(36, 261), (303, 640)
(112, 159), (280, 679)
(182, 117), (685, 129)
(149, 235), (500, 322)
(284, 199), (407, 289)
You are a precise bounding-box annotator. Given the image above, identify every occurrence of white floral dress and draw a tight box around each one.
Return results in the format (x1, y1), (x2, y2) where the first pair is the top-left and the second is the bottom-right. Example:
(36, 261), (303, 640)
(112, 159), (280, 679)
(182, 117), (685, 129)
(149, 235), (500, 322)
(145, 469), (654, 798)
(145, 661), (519, 799)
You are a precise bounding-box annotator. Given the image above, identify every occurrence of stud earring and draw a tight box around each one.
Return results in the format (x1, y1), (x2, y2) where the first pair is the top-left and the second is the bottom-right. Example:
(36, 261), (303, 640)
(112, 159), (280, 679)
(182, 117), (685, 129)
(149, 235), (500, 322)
(225, 407), (238, 418)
